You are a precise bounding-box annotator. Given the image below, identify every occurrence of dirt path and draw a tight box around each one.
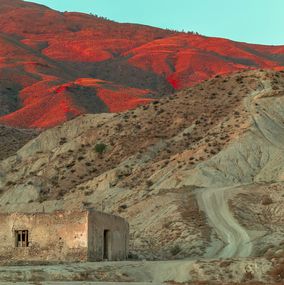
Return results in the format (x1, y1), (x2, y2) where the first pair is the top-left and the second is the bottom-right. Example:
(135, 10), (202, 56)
(195, 79), (279, 259)
(197, 187), (253, 258)
(0, 258), (273, 284)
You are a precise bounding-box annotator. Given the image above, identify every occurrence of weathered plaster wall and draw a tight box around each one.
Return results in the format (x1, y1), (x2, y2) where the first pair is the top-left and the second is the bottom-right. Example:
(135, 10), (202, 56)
(88, 211), (129, 261)
(0, 210), (89, 262)
(0, 209), (129, 263)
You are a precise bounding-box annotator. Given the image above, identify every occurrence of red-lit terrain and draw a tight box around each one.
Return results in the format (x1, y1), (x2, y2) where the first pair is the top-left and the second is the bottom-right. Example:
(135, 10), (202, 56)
(0, 0), (283, 128)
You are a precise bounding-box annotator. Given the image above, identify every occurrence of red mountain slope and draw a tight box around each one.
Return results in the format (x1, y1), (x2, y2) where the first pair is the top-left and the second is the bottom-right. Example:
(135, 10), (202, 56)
(0, 78), (153, 128)
(0, 0), (283, 128)
(125, 35), (284, 89)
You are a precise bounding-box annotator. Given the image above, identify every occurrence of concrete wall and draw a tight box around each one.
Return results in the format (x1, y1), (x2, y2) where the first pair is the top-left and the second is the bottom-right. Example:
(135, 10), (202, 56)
(0, 211), (89, 262)
(88, 211), (129, 261)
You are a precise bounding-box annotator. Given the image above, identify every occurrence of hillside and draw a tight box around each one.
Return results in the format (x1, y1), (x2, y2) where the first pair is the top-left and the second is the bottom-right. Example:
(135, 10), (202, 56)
(0, 0), (283, 128)
(1, 70), (283, 265)
(0, 125), (37, 160)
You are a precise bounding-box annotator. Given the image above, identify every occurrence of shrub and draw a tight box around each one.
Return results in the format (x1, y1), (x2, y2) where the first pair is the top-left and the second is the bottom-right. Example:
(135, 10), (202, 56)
(170, 245), (181, 256)
(261, 195), (273, 205)
(59, 137), (67, 145)
(5, 181), (15, 186)
(146, 180), (153, 187)
(94, 143), (107, 155)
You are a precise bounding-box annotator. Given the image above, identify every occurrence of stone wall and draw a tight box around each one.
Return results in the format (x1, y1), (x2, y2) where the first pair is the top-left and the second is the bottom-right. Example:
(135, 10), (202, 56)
(0, 210), (89, 262)
(88, 210), (129, 261)
(0, 209), (129, 263)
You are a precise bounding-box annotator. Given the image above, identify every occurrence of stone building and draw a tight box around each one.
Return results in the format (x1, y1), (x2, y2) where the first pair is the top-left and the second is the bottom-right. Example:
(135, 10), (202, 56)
(0, 209), (129, 262)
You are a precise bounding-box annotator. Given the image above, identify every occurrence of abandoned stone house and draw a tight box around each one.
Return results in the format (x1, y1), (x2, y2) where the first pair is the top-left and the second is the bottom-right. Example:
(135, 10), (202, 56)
(0, 209), (129, 262)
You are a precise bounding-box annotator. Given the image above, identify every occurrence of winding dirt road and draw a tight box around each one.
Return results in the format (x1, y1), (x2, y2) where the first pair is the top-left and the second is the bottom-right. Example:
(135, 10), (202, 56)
(195, 81), (278, 259)
(197, 187), (252, 259)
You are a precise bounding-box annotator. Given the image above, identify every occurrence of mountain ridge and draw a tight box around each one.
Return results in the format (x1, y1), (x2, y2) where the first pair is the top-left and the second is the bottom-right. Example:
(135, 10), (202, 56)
(0, 0), (283, 129)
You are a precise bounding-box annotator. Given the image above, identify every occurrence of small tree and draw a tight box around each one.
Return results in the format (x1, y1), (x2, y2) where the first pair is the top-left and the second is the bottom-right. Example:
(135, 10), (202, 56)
(94, 143), (107, 156)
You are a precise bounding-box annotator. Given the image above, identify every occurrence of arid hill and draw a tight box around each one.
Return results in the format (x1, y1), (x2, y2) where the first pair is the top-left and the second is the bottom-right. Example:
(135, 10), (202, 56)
(0, 124), (37, 160)
(1, 70), (283, 266)
(0, 0), (283, 128)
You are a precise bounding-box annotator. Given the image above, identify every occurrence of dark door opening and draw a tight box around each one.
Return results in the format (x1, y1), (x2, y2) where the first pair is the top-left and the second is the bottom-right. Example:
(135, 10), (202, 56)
(15, 230), (29, 247)
(103, 230), (110, 260)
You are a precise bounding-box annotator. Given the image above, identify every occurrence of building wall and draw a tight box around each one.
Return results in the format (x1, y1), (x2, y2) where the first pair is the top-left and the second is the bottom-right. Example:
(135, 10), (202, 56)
(88, 211), (129, 261)
(0, 211), (89, 262)
(0, 210), (129, 263)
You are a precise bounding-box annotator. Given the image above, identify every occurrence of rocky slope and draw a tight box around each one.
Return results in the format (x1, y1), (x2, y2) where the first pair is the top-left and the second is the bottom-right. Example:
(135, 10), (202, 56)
(0, 0), (283, 128)
(0, 69), (283, 261)
(0, 124), (37, 160)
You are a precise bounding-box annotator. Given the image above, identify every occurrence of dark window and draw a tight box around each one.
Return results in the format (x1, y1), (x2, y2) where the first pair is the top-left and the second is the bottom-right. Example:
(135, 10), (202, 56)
(15, 230), (29, 247)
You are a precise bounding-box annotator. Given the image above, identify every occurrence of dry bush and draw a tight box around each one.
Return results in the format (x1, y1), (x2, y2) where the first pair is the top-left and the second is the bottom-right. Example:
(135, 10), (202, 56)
(261, 195), (273, 205)
(269, 259), (284, 282)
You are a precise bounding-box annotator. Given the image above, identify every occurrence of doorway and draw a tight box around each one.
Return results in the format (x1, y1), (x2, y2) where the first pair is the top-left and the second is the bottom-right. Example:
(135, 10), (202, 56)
(103, 230), (111, 260)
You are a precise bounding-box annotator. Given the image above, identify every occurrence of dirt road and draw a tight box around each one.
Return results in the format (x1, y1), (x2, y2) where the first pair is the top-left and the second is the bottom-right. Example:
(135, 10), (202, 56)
(197, 187), (252, 258)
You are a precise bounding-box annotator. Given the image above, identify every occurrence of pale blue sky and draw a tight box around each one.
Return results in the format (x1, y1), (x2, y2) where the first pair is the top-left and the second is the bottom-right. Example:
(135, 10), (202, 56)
(25, 0), (284, 45)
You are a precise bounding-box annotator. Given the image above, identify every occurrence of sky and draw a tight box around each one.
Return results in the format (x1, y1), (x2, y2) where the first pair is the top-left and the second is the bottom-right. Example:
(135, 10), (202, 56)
(25, 0), (284, 45)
